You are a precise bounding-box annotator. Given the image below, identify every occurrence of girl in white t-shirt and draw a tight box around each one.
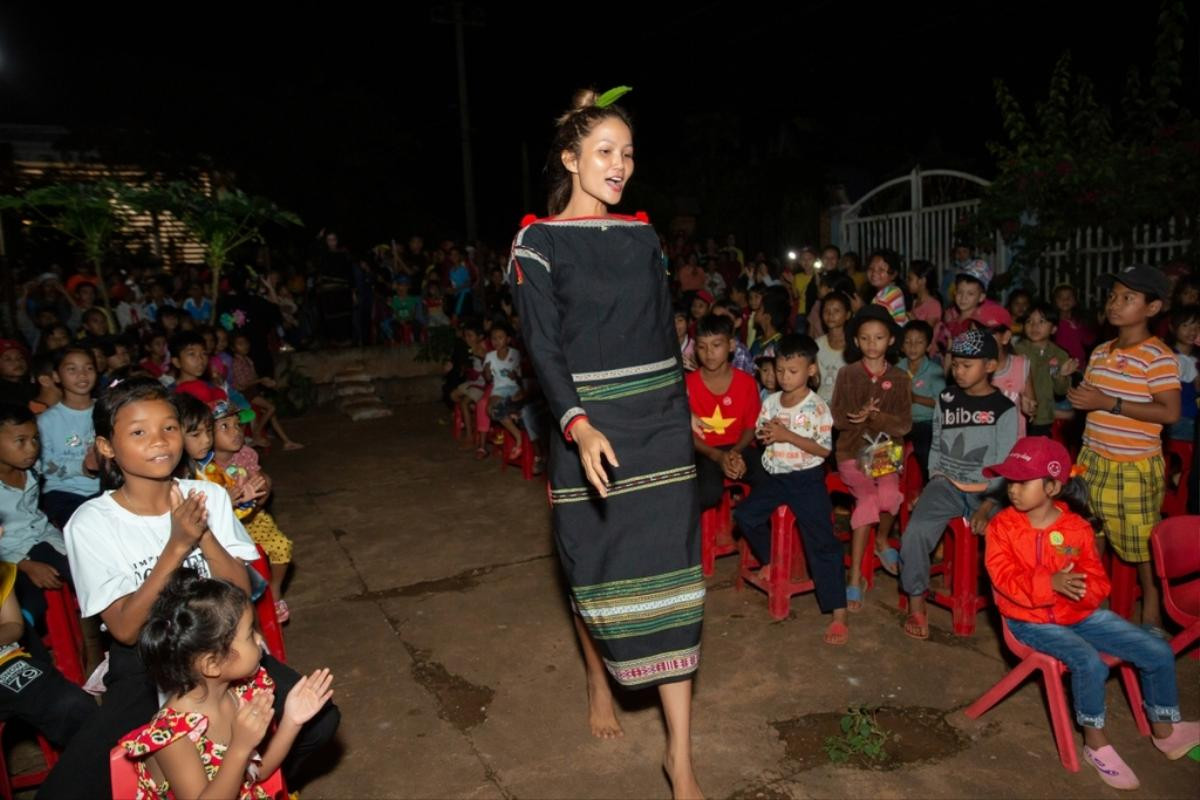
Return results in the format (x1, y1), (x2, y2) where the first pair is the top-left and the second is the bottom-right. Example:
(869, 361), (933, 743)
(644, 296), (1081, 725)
(39, 377), (339, 800)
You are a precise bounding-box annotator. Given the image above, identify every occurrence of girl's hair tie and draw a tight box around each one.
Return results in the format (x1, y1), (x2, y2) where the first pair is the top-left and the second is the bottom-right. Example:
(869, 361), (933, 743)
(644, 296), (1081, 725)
(1068, 463), (1087, 478)
(108, 377), (124, 389)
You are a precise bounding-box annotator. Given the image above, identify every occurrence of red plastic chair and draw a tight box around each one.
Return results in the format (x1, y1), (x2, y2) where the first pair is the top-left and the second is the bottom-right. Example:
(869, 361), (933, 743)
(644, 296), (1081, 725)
(701, 480), (748, 576)
(899, 517), (990, 635)
(110, 741), (287, 800)
(1161, 439), (1194, 518)
(250, 546), (287, 663)
(827, 471), (895, 590)
(736, 506), (815, 620)
(497, 427), (535, 480)
(965, 618), (1151, 772)
(898, 443), (923, 534)
(0, 721), (59, 800)
(1106, 554), (1142, 621)
(1150, 515), (1200, 659)
(43, 584), (86, 686)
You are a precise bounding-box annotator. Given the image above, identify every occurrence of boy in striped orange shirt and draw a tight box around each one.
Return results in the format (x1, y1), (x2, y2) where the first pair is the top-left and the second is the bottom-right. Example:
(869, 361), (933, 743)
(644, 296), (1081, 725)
(1067, 265), (1181, 632)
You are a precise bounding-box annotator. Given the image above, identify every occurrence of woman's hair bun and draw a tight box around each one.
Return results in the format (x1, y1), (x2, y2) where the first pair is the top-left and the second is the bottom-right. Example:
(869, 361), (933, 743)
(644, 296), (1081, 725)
(555, 88), (597, 126)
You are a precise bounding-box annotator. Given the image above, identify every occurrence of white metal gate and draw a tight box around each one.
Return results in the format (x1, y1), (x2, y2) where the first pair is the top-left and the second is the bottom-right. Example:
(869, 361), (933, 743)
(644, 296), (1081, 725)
(833, 167), (1007, 282)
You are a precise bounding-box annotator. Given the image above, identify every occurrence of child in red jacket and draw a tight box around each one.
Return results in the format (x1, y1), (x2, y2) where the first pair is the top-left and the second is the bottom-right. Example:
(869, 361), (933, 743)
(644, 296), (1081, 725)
(984, 437), (1198, 791)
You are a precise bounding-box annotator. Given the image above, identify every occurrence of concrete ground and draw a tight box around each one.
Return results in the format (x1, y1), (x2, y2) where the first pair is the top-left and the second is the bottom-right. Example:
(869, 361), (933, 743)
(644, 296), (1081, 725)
(265, 403), (1198, 799)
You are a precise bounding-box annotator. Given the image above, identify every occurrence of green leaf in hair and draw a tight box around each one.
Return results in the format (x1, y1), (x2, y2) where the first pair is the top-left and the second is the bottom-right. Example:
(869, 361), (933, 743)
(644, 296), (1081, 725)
(595, 86), (633, 108)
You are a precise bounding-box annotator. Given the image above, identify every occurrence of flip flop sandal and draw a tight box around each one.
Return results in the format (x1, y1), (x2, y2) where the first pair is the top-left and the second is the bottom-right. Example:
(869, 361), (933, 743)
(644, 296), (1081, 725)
(876, 547), (901, 576)
(904, 612), (929, 640)
(824, 621), (849, 646)
(845, 584), (865, 612)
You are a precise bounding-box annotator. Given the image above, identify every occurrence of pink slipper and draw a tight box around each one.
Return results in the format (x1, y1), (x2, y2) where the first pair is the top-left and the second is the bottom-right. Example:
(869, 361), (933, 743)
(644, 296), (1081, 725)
(1153, 720), (1200, 760)
(1083, 745), (1140, 790)
(274, 599), (290, 624)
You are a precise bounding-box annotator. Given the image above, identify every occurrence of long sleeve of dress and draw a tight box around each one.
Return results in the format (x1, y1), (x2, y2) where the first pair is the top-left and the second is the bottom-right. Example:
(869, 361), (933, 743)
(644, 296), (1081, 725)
(508, 225), (586, 437)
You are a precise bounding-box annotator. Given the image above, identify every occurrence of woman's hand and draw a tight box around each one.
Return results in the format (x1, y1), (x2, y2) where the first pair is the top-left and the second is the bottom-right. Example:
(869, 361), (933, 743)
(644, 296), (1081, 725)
(168, 485), (208, 553)
(571, 420), (619, 498)
(230, 691), (274, 755)
(283, 668), (335, 727)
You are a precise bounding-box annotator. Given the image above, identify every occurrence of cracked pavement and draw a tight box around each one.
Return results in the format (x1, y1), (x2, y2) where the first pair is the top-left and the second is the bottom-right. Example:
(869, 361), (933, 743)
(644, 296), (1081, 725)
(267, 405), (1198, 799)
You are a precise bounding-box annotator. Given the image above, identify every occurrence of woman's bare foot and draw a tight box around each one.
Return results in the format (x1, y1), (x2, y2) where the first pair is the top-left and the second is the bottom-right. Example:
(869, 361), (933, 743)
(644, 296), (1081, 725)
(587, 678), (623, 739)
(663, 750), (704, 800)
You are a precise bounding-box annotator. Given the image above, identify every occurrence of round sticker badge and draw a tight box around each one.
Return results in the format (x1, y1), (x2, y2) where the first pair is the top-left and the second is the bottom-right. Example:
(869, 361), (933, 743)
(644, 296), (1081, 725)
(1049, 531), (1064, 546)
(881, 380), (893, 390)
(722, 396), (732, 406)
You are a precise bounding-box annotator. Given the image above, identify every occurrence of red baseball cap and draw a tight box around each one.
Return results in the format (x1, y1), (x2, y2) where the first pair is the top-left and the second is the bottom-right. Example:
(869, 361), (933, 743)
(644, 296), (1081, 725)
(973, 302), (1013, 331)
(0, 339), (29, 359)
(695, 289), (714, 305)
(983, 436), (1073, 482)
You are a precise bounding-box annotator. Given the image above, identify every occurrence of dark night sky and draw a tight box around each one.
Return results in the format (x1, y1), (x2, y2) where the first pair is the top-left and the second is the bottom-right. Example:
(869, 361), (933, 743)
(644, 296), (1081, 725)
(0, 2), (1192, 252)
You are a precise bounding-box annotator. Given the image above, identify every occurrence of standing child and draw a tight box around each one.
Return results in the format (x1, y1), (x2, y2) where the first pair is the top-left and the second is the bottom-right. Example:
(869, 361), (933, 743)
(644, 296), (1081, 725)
(1067, 266), (1181, 632)
(832, 306), (912, 609)
(899, 320), (945, 482)
(685, 314), (763, 510)
(899, 328), (1018, 639)
(0, 340), (34, 410)
(975, 305), (1035, 437)
(866, 249), (910, 326)
(984, 436), (1199, 790)
(674, 305), (696, 371)
(1053, 284), (1096, 365)
(815, 291), (851, 406)
(29, 354), (62, 414)
(37, 347), (100, 528)
(1166, 305), (1199, 443)
(121, 569), (333, 798)
(40, 378), (339, 799)
(906, 260), (943, 339)
(939, 259), (1002, 354)
(210, 400), (295, 623)
(733, 335), (849, 644)
(1013, 302), (1078, 437)
(749, 288), (788, 359)
(483, 322), (526, 461)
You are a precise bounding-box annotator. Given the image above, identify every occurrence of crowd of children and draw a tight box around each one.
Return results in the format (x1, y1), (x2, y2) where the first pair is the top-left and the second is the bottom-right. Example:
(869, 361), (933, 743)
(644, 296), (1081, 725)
(0, 260), (347, 796)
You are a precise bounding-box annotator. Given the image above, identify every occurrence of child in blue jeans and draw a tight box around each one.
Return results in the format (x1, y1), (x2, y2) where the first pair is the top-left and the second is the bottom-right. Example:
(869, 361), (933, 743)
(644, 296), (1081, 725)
(733, 335), (848, 645)
(984, 436), (1198, 790)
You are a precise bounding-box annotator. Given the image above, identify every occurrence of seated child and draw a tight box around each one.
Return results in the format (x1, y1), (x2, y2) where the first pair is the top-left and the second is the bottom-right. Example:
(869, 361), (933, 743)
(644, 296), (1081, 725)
(1013, 302), (1078, 437)
(29, 353), (62, 414)
(449, 321), (488, 451)
(0, 523), (95, 748)
(139, 329), (171, 380)
(230, 332), (303, 451)
(754, 356), (777, 403)
(0, 404), (73, 635)
(0, 341), (35, 421)
(899, 328), (1018, 639)
(674, 304), (696, 371)
(171, 331), (226, 406)
(939, 259), (1004, 355)
(1167, 304), (1199, 443)
(710, 298), (755, 375)
(733, 335), (848, 645)
(483, 323), (526, 460)
(209, 400), (295, 623)
(976, 305), (1035, 436)
(832, 306), (912, 608)
(899, 320), (945, 482)
(984, 436), (1199, 790)
(121, 569), (333, 798)
(38, 347), (101, 528)
(686, 314), (763, 510)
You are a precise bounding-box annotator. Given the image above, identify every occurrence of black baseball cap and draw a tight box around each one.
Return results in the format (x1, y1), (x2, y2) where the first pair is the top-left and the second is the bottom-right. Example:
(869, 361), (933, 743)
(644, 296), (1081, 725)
(1098, 265), (1171, 300)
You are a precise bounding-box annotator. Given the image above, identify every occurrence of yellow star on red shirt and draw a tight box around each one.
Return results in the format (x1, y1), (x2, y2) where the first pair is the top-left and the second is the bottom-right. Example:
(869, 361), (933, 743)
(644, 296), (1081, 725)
(701, 404), (735, 436)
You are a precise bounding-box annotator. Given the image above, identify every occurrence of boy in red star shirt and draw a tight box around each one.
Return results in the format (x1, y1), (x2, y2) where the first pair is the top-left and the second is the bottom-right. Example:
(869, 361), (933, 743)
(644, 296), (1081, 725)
(686, 314), (762, 510)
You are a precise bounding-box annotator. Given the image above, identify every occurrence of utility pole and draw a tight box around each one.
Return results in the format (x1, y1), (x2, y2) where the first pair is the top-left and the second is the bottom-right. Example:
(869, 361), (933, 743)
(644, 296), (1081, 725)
(432, 2), (484, 243)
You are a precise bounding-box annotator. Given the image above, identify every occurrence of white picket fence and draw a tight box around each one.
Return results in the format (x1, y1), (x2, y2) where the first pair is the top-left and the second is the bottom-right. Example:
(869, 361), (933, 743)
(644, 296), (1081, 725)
(1035, 220), (1192, 305)
(835, 168), (1191, 303)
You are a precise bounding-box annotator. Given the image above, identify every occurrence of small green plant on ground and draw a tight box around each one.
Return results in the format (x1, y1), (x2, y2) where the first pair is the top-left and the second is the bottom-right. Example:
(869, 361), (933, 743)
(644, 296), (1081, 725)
(824, 705), (891, 766)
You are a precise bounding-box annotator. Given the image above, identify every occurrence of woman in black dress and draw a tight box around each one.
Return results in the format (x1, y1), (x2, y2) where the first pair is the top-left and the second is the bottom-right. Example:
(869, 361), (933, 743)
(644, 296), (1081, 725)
(509, 89), (703, 799)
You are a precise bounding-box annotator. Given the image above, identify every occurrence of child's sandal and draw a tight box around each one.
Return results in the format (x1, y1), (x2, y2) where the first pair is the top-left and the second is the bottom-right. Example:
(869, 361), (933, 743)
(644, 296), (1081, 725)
(823, 621), (849, 646)
(845, 584), (865, 612)
(903, 612), (929, 640)
(274, 600), (290, 624)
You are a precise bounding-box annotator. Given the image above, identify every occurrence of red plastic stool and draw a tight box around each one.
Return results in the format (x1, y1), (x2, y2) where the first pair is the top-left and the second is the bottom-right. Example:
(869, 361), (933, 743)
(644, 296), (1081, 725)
(1107, 554), (1142, 621)
(452, 405), (466, 441)
(0, 721), (59, 799)
(250, 545), (287, 663)
(900, 517), (989, 635)
(1050, 418), (1080, 461)
(827, 471), (895, 590)
(1162, 439), (1194, 517)
(736, 506), (815, 620)
(1150, 516), (1200, 660)
(498, 428), (535, 480)
(965, 618), (1151, 772)
(898, 444), (923, 534)
(701, 481), (748, 576)
(43, 585), (85, 686)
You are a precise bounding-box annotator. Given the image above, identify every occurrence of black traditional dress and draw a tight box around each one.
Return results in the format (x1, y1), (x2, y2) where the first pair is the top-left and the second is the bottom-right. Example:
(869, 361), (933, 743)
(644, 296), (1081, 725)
(508, 212), (703, 688)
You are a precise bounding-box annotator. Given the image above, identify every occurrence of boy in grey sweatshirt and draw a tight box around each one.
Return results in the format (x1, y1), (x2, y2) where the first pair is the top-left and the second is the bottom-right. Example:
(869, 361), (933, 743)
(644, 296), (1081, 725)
(900, 327), (1018, 638)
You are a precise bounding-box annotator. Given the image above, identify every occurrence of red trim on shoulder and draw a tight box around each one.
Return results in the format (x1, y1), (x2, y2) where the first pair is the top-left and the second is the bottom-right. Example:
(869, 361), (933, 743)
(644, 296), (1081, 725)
(518, 211), (651, 227)
(564, 414), (589, 441)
